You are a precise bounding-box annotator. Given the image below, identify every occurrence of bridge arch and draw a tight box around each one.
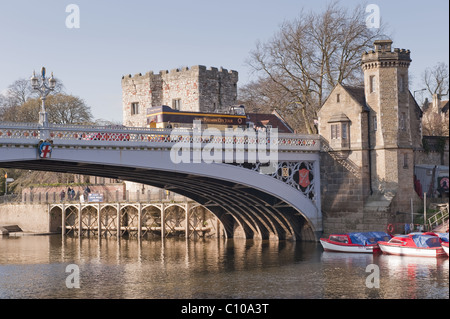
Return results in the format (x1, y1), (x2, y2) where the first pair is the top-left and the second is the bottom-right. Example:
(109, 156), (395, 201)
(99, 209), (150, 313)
(0, 125), (322, 241)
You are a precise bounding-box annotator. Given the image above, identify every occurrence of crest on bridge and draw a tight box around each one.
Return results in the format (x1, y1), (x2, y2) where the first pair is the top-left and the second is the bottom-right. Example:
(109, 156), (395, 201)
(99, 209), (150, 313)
(38, 140), (53, 159)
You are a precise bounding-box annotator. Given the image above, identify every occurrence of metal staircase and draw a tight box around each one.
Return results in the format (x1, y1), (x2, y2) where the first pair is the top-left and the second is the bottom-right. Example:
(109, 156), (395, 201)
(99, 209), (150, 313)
(429, 203), (449, 232)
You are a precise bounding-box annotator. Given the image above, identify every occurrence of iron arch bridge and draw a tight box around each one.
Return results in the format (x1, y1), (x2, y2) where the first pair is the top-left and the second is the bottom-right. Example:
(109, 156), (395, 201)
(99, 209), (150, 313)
(0, 122), (322, 241)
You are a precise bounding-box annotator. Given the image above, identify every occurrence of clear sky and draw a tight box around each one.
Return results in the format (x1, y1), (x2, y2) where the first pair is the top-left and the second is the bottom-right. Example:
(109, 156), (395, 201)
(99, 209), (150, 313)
(0, 0), (449, 122)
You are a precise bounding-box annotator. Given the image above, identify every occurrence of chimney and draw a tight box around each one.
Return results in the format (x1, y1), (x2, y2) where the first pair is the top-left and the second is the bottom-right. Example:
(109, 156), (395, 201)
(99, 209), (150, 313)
(432, 93), (441, 112)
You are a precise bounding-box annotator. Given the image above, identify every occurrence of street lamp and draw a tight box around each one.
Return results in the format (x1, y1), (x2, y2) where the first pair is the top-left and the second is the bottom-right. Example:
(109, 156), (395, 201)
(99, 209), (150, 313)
(413, 88), (426, 100)
(30, 67), (56, 127)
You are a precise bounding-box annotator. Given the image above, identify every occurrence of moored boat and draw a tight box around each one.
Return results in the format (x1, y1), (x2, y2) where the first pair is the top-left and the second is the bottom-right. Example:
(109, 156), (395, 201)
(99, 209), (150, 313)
(442, 242), (449, 256)
(320, 231), (391, 253)
(437, 233), (449, 256)
(378, 232), (447, 258)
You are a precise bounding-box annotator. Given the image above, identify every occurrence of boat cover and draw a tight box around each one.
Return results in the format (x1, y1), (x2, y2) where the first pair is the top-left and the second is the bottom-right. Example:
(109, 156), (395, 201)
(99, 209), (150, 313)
(348, 232), (390, 245)
(411, 234), (442, 248)
(437, 233), (449, 242)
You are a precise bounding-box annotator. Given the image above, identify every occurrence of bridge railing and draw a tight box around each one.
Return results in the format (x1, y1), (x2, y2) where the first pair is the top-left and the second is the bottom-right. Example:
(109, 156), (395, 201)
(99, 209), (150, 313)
(1, 189), (189, 205)
(0, 122), (320, 151)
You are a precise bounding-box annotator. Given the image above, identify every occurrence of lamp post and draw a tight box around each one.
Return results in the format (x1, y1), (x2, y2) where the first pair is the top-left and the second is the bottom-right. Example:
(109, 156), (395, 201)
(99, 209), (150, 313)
(30, 67), (56, 127)
(413, 88), (426, 100)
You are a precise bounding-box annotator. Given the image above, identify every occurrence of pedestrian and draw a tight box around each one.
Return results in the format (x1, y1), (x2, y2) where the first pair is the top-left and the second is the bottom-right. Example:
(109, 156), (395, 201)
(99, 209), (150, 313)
(84, 185), (91, 199)
(67, 187), (72, 200)
(60, 190), (65, 202)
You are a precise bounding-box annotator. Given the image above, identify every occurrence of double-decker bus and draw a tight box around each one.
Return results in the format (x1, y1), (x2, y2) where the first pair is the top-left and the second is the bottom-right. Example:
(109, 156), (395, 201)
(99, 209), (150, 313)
(146, 105), (247, 130)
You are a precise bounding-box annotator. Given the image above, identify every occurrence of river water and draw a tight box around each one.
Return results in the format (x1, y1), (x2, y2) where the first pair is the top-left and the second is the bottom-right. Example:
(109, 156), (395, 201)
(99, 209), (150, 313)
(0, 235), (448, 299)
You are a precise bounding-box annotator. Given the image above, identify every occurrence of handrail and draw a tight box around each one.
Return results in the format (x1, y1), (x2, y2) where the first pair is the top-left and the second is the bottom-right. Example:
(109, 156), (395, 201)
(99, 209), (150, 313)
(428, 204), (449, 229)
(0, 122), (321, 150)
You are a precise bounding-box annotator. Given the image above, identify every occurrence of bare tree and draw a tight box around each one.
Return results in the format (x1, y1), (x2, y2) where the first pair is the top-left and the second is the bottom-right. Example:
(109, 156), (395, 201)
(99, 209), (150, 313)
(423, 62), (449, 97)
(245, 1), (386, 133)
(422, 110), (449, 136)
(5, 77), (64, 107)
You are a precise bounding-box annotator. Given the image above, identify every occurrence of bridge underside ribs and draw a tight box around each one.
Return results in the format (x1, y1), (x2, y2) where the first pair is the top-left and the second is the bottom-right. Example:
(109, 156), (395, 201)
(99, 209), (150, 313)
(2, 160), (318, 241)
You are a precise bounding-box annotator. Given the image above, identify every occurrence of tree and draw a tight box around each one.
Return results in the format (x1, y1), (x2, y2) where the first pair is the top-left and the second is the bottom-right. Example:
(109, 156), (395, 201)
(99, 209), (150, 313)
(423, 62), (449, 97)
(1, 76), (64, 122)
(244, 1), (386, 133)
(1, 93), (93, 124)
(5, 77), (64, 107)
(420, 62), (450, 136)
(422, 110), (449, 136)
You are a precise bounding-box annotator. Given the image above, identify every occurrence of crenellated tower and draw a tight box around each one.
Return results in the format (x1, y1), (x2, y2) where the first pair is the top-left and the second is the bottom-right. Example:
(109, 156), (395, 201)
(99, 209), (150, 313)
(121, 65), (238, 127)
(361, 39), (421, 209)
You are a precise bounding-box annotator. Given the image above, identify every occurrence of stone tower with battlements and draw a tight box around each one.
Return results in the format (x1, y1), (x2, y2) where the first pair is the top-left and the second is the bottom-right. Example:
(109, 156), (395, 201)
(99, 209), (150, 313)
(122, 65), (238, 127)
(361, 40), (422, 204)
(318, 40), (424, 235)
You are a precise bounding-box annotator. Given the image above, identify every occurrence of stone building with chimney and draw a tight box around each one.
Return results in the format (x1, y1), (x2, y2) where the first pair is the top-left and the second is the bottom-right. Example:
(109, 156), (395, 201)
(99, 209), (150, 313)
(318, 40), (448, 235)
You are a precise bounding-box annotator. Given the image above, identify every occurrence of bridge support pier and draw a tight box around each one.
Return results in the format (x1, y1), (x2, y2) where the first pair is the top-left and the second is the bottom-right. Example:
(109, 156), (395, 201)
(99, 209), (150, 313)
(97, 203), (101, 241)
(185, 202), (190, 239)
(161, 203), (165, 239)
(61, 203), (66, 236)
(78, 203), (82, 239)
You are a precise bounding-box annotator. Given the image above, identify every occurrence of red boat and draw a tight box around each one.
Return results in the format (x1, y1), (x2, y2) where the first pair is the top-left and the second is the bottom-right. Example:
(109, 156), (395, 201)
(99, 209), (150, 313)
(320, 232), (391, 253)
(437, 233), (449, 257)
(378, 232), (447, 258)
(442, 242), (449, 256)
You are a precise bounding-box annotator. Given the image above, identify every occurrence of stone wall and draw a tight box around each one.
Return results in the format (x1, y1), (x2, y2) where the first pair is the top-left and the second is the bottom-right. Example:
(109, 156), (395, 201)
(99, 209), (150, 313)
(122, 65), (238, 127)
(415, 136), (449, 166)
(122, 72), (154, 127)
(198, 66), (238, 113)
(0, 204), (52, 233)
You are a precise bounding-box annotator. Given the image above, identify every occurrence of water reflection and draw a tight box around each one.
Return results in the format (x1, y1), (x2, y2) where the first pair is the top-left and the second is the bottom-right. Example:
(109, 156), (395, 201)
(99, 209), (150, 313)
(0, 235), (448, 299)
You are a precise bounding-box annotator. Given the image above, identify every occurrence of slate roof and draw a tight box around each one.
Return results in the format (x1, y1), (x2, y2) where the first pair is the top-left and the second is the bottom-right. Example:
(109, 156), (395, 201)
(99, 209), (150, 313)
(246, 112), (294, 133)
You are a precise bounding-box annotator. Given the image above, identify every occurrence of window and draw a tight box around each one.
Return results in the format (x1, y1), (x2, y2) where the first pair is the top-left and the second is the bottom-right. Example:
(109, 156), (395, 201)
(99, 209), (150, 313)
(328, 114), (350, 149)
(369, 75), (376, 93)
(373, 116), (378, 131)
(399, 75), (405, 93)
(131, 102), (139, 115)
(403, 153), (408, 169)
(172, 99), (182, 110)
(331, 124), (340, 139)
(336, 94), (340, 103)
(341, 123), (348, 139)
(400, 112), (406, 131)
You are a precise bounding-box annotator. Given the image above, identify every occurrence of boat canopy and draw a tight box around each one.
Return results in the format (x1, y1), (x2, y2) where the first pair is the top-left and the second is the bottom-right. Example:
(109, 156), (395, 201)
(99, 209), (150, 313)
(348, 232), (390, 245)
(411, 234), (442, 248)
(437, 233), (449, 243)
